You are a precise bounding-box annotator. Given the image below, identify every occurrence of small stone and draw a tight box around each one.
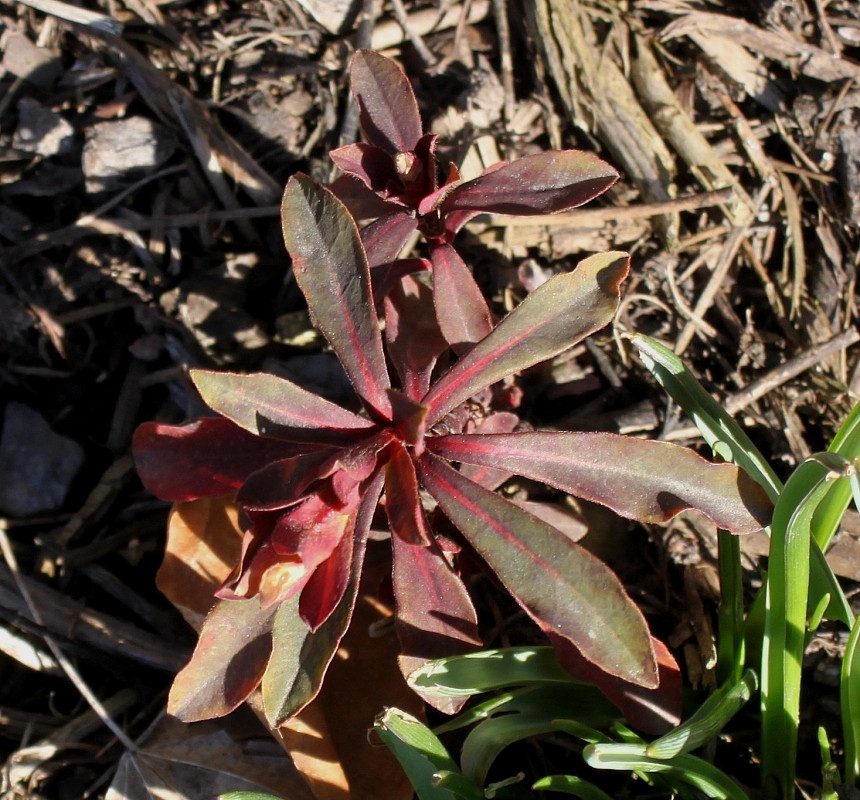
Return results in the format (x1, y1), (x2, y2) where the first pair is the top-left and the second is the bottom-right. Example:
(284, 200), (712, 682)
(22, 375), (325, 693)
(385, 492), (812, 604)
(0, 31), (61, 91)
(0, 403), (85, 517)
(82, 117), (175, 192)
(13, 98), (75, 157)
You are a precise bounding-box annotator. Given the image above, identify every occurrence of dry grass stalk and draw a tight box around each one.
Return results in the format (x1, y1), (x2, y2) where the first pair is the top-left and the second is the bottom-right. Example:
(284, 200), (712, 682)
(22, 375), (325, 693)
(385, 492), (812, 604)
(529, 0), (680, 243)
(631, 36), (753, 225)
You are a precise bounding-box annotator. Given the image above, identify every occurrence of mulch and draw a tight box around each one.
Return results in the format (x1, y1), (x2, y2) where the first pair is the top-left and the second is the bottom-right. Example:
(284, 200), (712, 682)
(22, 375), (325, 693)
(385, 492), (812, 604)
(1, 0), (859, 797)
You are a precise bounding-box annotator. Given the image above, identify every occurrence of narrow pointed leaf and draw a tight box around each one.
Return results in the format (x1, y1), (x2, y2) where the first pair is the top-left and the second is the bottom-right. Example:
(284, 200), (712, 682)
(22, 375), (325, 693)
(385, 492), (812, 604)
(375, 709), (467, 800)
(386, 447), (480, 712)
(429, 242), (493, 353)
(441, 151), (618, 216)
(236, 450), (340, 511)
(260, 473), (382, 725)
(392, 531), (481, 714)
(329, 174), (400, 221)
(191, 369), (372, 442)
(299, 524), (355, 632)
(422, 252), (629, 426)
(168, 597), (276, 721)
(363, 211), (418, 267)
(385, 274), (448, 400)
(351, 50), (423, 155)
(428, 431), (771, 533)
(386, 444), (433, 545)
(133, 418), (309, 501)
(329, 142), (396, 192)
(282, 174), (392, 418)
(417, 454), (657, 688)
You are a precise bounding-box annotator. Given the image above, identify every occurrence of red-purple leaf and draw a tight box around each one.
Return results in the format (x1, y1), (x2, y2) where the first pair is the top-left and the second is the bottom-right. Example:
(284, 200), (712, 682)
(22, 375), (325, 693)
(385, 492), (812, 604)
(441, 150), (618, 217)
(350, 50), (423, 155)
(384, 447), (480, 712)
(547, 629), (681, 735)
(362, 211), (419, 267)
(282, 174), (392, 419)
(237, 450), (340, 511)
(384, 273), (449, 400)
(299, 528), (354, 632)
(428, 431), (771, 533)
(168, 596), (276, 721)
(133, 418), (309, 502)
(422, 252), (630, 426)
(392, 533), (481, 714)
(260, 473), (382, 726)
(417, 454), (657, 687)
(385, 444), (433, 546)
(372, 258), (430, 310)
(457, 412), (520, 490)
(329, 142), (397, 192)
(329, 174), (401, 221)
(191, 369), (373, 443)
(430, 242), (494, 353)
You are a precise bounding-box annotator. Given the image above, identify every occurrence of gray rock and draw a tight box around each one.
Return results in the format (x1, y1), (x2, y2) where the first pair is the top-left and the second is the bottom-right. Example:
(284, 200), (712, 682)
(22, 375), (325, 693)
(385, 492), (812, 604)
(0, 403), (85, 517)
(13, 98), (75, 157)
(82, 117), (175, 193)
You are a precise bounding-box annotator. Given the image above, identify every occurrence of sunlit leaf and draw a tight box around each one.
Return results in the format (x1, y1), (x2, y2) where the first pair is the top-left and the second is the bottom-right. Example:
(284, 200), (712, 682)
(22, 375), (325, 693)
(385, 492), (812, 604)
(282, 175), (392, 418)
(168, 597), (276, 722)
(441, 151), (618, 217)
(417, 454), (657, 688)
(192, 370), (372, 442)
(422, 252), (629, 426)
(428, 431), (771, 533)
(350, 49), (423, 155)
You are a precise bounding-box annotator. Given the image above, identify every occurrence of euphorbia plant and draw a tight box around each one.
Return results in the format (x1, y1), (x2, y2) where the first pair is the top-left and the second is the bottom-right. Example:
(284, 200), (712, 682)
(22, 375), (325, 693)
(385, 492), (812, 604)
(134, 172), (770, 727)
(331, 50), (620, 351)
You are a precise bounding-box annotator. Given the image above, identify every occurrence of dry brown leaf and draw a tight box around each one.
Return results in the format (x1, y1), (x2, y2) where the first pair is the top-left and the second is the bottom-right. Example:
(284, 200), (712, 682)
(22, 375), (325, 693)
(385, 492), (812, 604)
(159, 500), (418, 800)
(106, 716), (315, 800)
(267, 547), (420, 800)
(157, 495), (243, 625)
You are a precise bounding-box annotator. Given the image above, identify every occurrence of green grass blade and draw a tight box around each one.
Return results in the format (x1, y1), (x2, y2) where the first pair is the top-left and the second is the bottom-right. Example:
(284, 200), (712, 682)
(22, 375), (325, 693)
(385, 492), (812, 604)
(375, 708), (476, 800)
(811, 401), (860, 551)
(717, 529), (745, 683)
(842, 613), (860, 782)
(583, 743), (750, 800)
(434, 685), (619, 736)
(409, 647), (582, 698)
(432, 771), (488, 800)
(646, 669), (757, 759)
(460, 712), (562, 787)
(531, 775), (615, 800)
(629, 334), (781, 500)
(761, 457), (844, 800)
(219, 794), (283, 800)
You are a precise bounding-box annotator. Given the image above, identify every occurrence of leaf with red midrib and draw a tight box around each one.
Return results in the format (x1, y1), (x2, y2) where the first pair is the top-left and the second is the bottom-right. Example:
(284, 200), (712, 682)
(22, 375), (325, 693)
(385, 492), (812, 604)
(429, 242), (494, 353)
(428, 431), (772, 533)
(282, 175), (393, 419)
(350, 50), (423, 156)
(441, 150), (619, 216)
(422, 252), (630, 426)
(417, 453), (657, 688)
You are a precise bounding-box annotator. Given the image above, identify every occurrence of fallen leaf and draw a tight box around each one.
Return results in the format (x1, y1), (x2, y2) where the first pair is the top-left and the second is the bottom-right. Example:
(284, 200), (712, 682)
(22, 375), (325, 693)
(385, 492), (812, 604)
(266, 545), (421, 800)
(158, 495), (243, 625)
(106, 716), (315, 800)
